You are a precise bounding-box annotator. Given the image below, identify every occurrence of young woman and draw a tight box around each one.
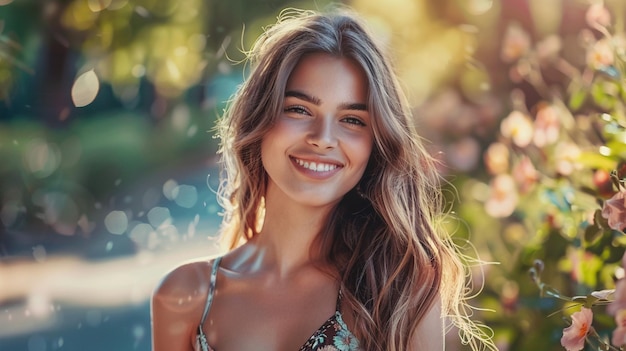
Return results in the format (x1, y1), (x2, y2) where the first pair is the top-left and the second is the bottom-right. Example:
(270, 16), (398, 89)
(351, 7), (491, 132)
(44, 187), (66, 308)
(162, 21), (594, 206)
(151, 8), (494, 351)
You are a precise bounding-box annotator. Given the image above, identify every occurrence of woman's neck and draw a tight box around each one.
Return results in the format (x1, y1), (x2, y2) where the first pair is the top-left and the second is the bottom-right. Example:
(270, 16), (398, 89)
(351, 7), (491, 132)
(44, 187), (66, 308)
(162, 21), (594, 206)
(230, 190), (335, 281)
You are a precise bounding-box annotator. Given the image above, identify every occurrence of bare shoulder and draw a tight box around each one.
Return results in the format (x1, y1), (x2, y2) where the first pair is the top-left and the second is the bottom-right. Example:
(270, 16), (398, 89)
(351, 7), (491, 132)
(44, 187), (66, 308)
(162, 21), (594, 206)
(151, 257), (218, 351)
(153, 258), (215, 301)
(152, 259), (213, 312)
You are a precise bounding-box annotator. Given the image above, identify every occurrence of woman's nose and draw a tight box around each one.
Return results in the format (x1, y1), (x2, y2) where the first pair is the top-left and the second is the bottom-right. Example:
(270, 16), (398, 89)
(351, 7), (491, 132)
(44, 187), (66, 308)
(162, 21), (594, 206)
(306, 117), (337, 149)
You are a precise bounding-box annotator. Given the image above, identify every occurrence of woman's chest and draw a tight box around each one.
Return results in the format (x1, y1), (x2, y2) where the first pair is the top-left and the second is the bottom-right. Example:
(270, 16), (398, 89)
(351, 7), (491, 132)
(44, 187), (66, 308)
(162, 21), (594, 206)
(202, 283), (339, 351)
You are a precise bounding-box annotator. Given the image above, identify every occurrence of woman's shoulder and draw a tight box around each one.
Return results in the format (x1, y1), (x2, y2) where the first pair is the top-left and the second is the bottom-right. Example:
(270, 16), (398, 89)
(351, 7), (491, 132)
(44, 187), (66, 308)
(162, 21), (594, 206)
(152, 256), (218, 304)
(151, 257), (221, 351)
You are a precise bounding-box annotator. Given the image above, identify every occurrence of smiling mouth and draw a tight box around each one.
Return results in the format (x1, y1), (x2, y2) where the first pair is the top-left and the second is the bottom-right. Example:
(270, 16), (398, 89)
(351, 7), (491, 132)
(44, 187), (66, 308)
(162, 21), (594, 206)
(292, 157), (341, 172)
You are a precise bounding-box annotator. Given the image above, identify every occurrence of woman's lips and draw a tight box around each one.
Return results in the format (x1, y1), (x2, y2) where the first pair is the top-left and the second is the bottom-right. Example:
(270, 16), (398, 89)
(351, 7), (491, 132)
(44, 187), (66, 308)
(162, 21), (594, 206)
(289, 156), (343, 177)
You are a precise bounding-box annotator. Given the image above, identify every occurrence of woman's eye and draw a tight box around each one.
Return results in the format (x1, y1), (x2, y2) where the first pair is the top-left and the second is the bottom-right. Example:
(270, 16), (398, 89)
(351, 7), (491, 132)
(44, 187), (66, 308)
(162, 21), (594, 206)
(342, 117), (366, 126)
(284, 106), (309, 115)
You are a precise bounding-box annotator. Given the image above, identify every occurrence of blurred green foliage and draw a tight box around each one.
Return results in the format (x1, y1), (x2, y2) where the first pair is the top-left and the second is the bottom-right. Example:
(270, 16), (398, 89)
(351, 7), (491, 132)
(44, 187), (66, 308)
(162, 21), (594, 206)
(0, 0), (339, 254)
(446, 1), (626, 350)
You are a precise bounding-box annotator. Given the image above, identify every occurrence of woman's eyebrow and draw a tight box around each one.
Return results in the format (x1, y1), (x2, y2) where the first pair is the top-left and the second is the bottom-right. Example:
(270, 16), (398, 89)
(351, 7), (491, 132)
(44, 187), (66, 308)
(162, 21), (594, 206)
(285, 90), (368, 111)
(285, 90), (321, 105)
(340, 102), (368, 111)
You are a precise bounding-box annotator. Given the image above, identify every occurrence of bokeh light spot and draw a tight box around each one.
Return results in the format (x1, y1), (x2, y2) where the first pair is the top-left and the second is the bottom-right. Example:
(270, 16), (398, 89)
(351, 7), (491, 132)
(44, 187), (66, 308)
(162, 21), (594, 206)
(108, 0), (128, 10)
(466, 0), (494, 15)
(187, 125), (198, 137)
(71, 69), (100, 107)
(24, 139), (61, 178)
(187, 221), (196, 238)
(163, 179), (179, 200)
(147, 207), (171, 228)
(104, 210), (128, 235)
(129, 223), (154, 246)
(87, 0), (112, 12)
(599, 145), (611, 156)
(135, 7), (151, 19)
(158, 224), (179, 241)
(27, 293), (51, 317)
(172, 105), (190, 132)
(165, 59), (182, 82)
(174, 185), (197, 208)
(131, 64), (146, 78)
(207, 204), (219, 214)
(133, 324), (145, 341)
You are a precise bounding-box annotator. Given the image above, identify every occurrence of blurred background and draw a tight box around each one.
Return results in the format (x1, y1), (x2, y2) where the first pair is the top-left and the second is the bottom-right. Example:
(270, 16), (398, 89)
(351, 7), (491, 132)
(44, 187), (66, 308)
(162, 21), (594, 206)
(2, 0), (626, 350)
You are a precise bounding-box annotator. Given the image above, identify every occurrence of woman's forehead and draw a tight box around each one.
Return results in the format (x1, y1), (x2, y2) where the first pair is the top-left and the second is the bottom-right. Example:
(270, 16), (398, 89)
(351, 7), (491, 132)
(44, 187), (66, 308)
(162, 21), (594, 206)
(284, 53), (368, 106)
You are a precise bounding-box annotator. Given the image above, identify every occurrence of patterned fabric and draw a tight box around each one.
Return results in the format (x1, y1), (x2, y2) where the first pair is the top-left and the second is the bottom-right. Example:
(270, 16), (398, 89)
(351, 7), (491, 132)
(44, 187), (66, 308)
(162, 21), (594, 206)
(195, 257), (360, 351)
(298, 311), (360, 351)
(195, 332), (213, 351)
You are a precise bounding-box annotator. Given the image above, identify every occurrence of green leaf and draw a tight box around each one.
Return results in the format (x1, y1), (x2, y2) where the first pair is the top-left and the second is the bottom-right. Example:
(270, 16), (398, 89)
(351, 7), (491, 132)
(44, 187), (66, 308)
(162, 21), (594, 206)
(584, 223), (603, 245)
(571, 295), (589, 303)
(606, 139), (626, 158)
(568, 88), (587, 111)
(592, 79), (619, 110)
(594, 209), (610, 230)
(577, 151), (617, 170)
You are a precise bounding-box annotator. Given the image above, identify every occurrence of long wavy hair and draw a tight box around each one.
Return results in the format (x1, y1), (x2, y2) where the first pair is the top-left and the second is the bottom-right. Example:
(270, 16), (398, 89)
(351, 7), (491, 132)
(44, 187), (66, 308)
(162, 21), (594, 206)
(217, 7), (494, 351)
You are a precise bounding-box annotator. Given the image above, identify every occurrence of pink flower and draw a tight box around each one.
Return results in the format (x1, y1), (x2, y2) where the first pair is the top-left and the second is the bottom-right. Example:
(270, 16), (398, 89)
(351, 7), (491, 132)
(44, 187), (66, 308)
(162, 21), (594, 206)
(601, 190), (626, 232)
(554, 141), (581, 176)
(585, 3), (611, 29)
(484, 142), (510, 175)
(613, 309), (626, 346)
(610, 253), (626, 310)
(611, 252), (626, 346)
(533, 103), (560, 147)
(512, 156), (538, 193)
(560, 307), (593, 351)
(610, 278), (626, 315)
(485, 174), (518, 218)
(501, 23), (531, 63)
(587, 39), (614, 69)
(500, 111), (534, 148)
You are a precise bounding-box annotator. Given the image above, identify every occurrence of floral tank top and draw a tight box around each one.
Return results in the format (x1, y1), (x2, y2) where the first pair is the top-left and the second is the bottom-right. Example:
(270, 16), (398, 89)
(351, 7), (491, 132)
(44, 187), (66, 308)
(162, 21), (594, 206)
(195, 257), (360, 351)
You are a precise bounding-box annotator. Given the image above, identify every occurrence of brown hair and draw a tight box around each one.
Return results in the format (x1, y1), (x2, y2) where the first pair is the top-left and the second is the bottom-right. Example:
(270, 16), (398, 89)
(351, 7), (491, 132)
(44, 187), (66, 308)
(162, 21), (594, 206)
(217, 7), (494, 351)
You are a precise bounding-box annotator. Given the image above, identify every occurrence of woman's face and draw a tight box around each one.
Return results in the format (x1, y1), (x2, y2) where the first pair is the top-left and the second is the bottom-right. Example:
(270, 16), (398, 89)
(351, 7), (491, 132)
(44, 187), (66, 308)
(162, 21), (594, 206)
(260, 53), (374, 209)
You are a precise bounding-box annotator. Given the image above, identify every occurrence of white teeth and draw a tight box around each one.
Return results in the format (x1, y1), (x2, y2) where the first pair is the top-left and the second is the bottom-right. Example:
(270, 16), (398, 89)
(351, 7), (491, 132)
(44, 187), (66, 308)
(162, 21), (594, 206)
(294, 158), (338, 172)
